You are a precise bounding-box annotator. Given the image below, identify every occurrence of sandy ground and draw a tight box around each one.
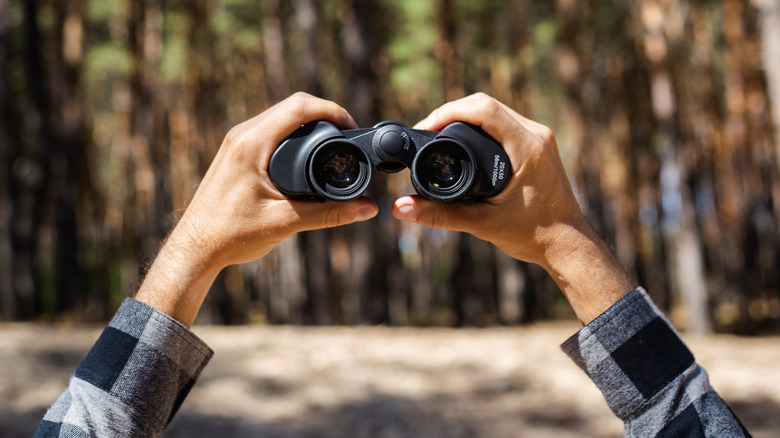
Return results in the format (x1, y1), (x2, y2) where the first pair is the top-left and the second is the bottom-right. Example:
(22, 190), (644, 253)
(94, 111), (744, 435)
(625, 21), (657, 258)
(1, 321), (778, 437)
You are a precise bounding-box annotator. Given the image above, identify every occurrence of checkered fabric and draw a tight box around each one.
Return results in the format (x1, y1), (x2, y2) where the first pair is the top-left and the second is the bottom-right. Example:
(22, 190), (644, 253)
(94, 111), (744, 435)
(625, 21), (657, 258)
(35, 299), (213, 437)
(35, 289), (751, 437)
(562, 288), (751, 437)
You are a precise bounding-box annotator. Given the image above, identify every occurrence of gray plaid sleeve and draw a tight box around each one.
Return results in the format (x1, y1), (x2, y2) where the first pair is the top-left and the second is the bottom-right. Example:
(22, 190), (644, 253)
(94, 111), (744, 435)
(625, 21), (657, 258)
(561, 288), (750, 437)
(35, 298), (214, 437)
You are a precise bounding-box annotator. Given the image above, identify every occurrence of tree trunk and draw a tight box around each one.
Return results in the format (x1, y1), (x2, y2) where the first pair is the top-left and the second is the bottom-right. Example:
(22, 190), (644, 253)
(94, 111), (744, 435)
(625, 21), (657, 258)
(755, 0), (780, 176)
(405, 227), (429, 325)
(0, 0), (15, 319)
(9, 0), (55, 319)
(262, 0), (291, 101)
(293, 0), (323, 96)
(637, 0), (711, 334)
(496, 250), (524, 324)
(128, 0), (166, 271)
(340, 0), (380, 124)
(556, 0), (604, 235)
(272, 238), (306, 324)
(51, 0), (86, 316)
(452, 234), (494, 326)
(435, 0), (463, 101)
(341, 0), (395, 324)
(291, 0), (336, 324)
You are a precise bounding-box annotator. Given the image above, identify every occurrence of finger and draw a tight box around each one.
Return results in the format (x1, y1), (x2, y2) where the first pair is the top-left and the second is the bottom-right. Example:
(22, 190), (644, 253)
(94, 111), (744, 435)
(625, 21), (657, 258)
(222, 92), (357, 173)
(225, 93), (356, 155)
(392, 195), (493, 234)
(412, 116), (430, 130)
(420, 94), (512, 131)
(264, 92), (357, 142)
(419, 93), (553, 144)
(416, 93), (532, 145)
(416, 95), (537, 172)
(286, 197), (379, 232)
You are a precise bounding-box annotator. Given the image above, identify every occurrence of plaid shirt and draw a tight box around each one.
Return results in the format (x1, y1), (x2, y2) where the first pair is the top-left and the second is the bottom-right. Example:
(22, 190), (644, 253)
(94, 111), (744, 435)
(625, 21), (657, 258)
(36, 289), (749, 437)
(562, 288), (750, 437)
(35, 299), (213, 437)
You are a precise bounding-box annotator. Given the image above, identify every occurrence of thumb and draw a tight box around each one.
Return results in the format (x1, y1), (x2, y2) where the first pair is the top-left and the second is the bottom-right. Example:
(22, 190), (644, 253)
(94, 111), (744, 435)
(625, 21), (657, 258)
(288, 197), (379, 232)
(392, 195), (488, 233)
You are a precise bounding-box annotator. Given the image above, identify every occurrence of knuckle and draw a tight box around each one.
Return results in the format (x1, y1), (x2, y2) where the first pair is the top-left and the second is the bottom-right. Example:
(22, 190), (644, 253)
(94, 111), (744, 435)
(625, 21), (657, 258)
(471, 91), (491, 101)
(222, 126), (250, 159)
(289, 91), (312, 103)
(223, 126), (250, 157)
(223, 124), (244, 146)
(538, 126), (556, 145)
(325, 204), (344, 228)
(428, 205), (449, 230)
(475, 96), (501, 118)
(284, 92), (311, 119)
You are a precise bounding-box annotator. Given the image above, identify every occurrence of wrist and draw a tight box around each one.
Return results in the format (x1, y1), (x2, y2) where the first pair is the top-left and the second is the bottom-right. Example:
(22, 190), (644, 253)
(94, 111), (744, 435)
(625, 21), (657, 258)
(134, 222), (224, 327)
(538, 219), (634, 325)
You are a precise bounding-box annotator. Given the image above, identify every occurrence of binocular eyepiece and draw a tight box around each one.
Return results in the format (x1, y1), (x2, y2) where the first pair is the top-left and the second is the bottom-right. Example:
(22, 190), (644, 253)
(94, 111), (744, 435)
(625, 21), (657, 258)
(269, 120), (510, 202)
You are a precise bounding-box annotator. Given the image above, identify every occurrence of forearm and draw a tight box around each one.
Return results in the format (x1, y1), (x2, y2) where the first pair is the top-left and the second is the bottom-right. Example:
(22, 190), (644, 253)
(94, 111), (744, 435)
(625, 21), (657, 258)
(134, 219), (223, 328)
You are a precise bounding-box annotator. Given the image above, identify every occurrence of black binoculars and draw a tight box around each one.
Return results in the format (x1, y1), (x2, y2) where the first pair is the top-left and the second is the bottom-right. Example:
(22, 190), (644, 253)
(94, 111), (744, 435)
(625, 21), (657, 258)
(268, 120), (510, 202)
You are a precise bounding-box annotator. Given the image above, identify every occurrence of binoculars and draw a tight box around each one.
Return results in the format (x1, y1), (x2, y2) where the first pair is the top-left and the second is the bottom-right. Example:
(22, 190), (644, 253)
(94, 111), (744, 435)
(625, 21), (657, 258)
(269, 120), (510, 202)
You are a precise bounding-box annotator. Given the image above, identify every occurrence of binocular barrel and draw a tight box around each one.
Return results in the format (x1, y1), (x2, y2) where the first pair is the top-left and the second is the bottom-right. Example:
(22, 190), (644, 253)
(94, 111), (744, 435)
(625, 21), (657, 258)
(269, 120), (510, 202)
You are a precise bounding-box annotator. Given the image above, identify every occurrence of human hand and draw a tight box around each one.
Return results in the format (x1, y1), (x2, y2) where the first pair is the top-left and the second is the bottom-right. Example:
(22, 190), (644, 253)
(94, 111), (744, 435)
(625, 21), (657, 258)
(393, 93), (583, 265)
(392, 93), (632, 323)
(173, 92), (378, 268)
(136, 93), (378, 326)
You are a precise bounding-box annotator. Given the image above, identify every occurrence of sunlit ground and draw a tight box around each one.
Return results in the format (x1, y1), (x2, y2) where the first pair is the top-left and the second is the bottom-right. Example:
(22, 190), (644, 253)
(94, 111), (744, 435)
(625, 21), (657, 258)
(1, 322), (778, 437)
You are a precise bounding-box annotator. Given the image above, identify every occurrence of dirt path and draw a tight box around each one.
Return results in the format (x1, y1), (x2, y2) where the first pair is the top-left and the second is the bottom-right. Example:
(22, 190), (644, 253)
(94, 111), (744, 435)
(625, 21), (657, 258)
(1, 322), (778, 437)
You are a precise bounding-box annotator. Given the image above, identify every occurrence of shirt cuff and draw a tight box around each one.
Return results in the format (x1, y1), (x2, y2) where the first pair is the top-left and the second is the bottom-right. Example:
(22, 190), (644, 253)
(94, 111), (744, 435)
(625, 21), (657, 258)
(560, 288), (695, 420)
(74, 298), (214, 432)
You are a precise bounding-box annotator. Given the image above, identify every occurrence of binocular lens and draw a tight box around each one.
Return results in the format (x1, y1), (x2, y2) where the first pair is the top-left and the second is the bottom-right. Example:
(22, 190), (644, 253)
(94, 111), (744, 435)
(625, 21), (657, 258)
(321, 152), (361, 189)
(412, 139), (475, 201)
(309, 140), (371, 201)
(423, 151), (462, 189)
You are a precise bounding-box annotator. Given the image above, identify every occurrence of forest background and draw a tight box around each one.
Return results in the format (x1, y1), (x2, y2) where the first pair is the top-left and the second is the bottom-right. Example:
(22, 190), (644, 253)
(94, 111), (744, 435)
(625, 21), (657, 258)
(2, 0), (780, 335)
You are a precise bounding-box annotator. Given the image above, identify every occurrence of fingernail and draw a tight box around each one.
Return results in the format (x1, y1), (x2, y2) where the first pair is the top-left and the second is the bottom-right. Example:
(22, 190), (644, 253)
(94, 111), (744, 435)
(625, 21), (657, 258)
(346, 113), (358, 128)
(396, 203), (417, 222)
(413, 117), (428, 130)
(355, 207), (376, 222)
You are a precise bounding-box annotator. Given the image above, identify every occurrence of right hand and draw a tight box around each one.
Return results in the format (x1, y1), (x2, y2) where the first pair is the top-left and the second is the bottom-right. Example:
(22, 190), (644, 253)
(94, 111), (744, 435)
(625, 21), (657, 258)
(173, 92), (378, 270)
(136, 93), (378, 327)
